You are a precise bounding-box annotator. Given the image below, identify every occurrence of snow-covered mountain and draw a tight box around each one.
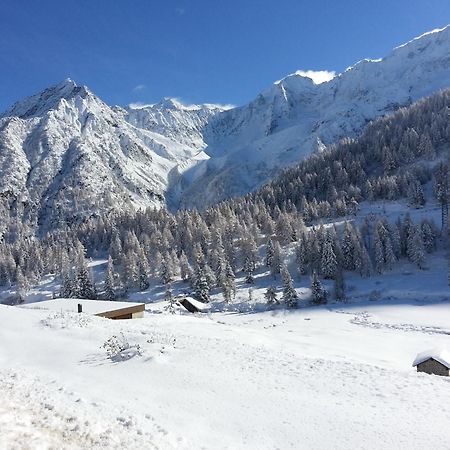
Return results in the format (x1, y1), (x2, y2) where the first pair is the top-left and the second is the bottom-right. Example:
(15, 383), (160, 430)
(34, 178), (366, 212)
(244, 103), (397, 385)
(1, 25), (450, 227)
(0, 80), (224, 229)
(179, 25), (450, 208)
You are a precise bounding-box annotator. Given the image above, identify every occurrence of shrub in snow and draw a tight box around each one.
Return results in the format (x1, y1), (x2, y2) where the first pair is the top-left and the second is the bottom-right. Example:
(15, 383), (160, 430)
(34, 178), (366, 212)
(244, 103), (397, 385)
(41, 311), (91, 329)
(102, 333), (142, 361)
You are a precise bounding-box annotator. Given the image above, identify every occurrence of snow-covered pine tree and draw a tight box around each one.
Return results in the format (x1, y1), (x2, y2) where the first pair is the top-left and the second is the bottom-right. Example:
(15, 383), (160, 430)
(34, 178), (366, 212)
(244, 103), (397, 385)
(60, 270), (75, 298)
(243, 255), (255, 284)
(74, 261), (96, 299)
(407, 225), (426, 269)
(122, 252), (139, 291)
(104, 256), (116, 300)
(435, 162), (449, 230)
(295, 233), (309, 275)
(160, 256), (173, 285)
(374, 221), (396, 273)
(164, 283), (175, 314)
(193, 265), (210, 303)
(320, 231), (337, 279)
(241, 233), (258, 284)
(276, 213), (294, 244)
(408, 180), (426, 208)
(341, 222), (356, 271)
(109, 231), (122, 265)
(333, 267), (346, 301)
(265, 238), (275, 268)
(179, 251), (192, 282)
(281, 264), (298, 308)
(264, 286), (279, 305)
(421, 219), (437, 253)
(15, 266), (27, 303)
(270, 241), (282, 278)
(219, 259), (235, 303)
(310, 271), (327, 305)
(357, 240), (372, 278)
(138, 259), (150, 291)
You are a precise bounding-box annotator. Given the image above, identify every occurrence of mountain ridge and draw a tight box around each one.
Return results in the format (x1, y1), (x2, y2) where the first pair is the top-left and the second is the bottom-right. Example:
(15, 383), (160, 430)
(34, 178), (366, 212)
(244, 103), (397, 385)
(0, 25), (450, 230)
(178, 24), (450, 208)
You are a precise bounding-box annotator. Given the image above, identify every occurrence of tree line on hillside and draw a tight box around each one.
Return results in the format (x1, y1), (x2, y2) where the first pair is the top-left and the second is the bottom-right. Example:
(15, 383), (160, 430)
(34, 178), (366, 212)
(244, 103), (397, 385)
(252, 89), (450, 221)
(0, 89), (449, 306)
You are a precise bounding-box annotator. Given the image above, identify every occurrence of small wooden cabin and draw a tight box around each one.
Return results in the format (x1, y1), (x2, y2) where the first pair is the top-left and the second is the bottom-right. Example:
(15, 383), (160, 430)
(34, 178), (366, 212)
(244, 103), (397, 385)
(413, 349), (450, 376)
(178, 296), (209, 313)
(21, 299), (145, 320)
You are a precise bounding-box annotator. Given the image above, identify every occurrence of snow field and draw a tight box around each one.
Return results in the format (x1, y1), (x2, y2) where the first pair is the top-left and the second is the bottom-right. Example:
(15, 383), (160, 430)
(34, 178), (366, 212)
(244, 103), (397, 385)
(2, 296), (450, 449)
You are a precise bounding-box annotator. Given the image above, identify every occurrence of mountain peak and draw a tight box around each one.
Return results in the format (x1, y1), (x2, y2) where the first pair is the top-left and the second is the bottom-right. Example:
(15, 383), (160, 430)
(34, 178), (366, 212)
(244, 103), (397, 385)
(56, 77), (77, 90)
(157, 97), (183, 110)
(1, 78), (93, 119)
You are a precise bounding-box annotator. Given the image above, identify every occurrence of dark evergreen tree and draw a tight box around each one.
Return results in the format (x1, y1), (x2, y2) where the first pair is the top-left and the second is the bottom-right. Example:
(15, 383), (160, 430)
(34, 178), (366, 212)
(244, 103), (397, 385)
(104, 256), (116, 300)
(264, 286), (279, 305)
(310, 271), (327, 305)
(281, 265), (298, 308)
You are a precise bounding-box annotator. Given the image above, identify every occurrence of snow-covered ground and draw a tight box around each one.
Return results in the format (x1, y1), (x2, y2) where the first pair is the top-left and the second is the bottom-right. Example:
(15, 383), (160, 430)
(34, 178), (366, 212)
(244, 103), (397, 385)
(2, 291), (450, 449)
(2, 197), (450, 448)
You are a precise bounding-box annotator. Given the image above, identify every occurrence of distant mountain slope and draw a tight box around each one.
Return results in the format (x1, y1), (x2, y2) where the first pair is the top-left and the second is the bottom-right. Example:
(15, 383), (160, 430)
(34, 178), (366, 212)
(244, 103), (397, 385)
(0, 25), (449, 230)
(0, 80), (223, 230)
(178, 25), (450, 208)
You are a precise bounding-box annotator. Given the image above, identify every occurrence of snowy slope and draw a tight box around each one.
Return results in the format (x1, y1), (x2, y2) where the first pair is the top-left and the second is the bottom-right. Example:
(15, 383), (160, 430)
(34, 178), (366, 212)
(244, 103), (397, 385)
(178, 25), (450, 207)
(0, 80), (224, 230)
(2, 297), (450, 449)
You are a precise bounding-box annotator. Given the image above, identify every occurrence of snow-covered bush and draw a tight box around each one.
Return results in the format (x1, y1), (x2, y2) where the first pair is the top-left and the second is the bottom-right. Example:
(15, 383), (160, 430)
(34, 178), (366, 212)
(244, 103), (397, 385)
(41, 311), (92, 329)
(102, 333), (142, 361)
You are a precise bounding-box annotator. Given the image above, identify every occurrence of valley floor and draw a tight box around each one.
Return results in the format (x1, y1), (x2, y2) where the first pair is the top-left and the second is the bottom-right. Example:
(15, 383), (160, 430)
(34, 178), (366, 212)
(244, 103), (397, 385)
(2, 295), (450, 449)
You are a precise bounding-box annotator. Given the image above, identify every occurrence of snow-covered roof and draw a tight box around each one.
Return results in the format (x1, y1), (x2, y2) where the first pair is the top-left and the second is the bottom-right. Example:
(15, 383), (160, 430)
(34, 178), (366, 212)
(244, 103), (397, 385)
(20, 298), (144, 315)
(179, 296), (210, 312)
(412, 348), (450, 368)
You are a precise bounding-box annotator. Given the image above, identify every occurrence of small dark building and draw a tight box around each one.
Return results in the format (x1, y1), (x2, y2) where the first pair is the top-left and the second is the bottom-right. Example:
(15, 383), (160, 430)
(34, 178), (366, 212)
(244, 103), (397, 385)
(413, 349), (450, 376)
(178, 296), (209, 313)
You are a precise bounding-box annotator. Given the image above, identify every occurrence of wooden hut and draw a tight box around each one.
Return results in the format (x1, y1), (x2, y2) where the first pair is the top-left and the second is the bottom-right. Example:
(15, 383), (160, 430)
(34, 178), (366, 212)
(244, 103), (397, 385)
(21, 299), (145, 320)
(178, 296), (209, 313)
(412, 349), (450, 376)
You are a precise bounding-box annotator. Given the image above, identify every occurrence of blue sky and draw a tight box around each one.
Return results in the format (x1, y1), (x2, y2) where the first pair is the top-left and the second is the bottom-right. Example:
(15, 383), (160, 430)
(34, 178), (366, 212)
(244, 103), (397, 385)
(0, 0), (449, 110)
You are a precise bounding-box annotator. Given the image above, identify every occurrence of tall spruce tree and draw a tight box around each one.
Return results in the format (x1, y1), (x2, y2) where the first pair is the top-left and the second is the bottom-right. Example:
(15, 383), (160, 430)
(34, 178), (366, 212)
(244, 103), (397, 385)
(104, 256), (116, 300)
(310, 271), (327, 305)
(281, 264), (298, 308)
